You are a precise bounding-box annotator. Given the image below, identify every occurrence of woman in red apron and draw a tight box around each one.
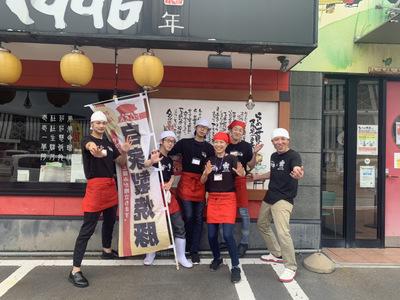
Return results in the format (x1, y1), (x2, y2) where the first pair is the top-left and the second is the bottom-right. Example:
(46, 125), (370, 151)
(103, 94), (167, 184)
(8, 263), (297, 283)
(143, 131), (192, 268)
(169, 118), (214, 264)
(69, 111), (131, 288)
(200, 132), (245, 284)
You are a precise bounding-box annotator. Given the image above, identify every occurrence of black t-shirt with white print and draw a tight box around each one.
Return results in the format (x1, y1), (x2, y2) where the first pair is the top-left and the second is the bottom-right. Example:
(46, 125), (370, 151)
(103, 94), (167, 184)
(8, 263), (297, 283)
(81, 135), (120, 179)
(264, 149), (302, 205)
(226, 140), (253, 170)
(205, 154), (238, 193)
(153, 154), (173, 183)
(169, 138), (214, 174)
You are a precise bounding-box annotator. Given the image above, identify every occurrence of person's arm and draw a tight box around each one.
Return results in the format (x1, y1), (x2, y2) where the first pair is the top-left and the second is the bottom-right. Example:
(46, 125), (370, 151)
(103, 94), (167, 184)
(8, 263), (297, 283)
(290, 152), (304, 180)
(249, 171), (270, 181)
(247, 143), (264, 170)
(232, 161), (246, 177)
(200, 160), (213, 184)
(85, 141), (104, 158)
(164, 175), (174, 191)
(169, 139), (183, 156)
(144, 150), (161, 167)
(115, 137), (133, 166)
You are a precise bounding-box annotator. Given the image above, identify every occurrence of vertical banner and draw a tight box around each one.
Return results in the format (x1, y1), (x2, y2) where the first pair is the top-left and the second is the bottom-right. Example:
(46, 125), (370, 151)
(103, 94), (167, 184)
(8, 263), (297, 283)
(90, 93), (172, 257)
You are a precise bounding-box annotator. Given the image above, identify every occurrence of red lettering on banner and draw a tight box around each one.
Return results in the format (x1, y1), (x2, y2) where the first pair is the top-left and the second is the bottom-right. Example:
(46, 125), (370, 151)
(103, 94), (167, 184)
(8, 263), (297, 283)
(164, 0), (184, 5)
(118, 112), (148, 123)
(121, 165), (132, 256)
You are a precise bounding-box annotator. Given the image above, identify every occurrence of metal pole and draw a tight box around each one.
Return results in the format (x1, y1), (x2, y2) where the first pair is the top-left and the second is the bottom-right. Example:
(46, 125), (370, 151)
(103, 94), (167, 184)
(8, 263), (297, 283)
(143, 91), (180, 271)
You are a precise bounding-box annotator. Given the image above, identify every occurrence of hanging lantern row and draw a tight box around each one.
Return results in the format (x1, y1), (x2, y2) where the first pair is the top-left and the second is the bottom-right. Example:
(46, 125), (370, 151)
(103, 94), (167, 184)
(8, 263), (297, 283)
(0, 45), (164, 90)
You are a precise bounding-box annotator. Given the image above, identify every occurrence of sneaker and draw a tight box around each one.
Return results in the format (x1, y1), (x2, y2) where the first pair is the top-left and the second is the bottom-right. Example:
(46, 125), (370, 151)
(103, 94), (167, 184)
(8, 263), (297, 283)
(279, 268), (296, 283)
(237, 243), (248, 258)
(143, 252), (156, 266)
(101, 249), (119, 259)
(209, 258), (223, 271)
(191, 253), (200, 264)
(68, 271), (89, 288)
(230, 266), (241, 283)
(260, 253), (284, 263)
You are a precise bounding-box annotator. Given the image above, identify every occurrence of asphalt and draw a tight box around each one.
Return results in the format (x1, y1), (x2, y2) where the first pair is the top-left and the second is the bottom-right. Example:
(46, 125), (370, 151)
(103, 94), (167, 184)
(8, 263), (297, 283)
(1, 254), (400, 300)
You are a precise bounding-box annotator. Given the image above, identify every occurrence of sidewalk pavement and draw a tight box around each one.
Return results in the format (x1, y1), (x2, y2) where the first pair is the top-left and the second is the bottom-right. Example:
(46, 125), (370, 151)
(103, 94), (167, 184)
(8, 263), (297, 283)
(323, 248), (400, 267)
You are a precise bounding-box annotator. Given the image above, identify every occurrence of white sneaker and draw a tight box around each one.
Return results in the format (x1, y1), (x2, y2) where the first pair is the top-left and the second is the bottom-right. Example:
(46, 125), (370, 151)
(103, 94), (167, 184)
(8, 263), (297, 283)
(143, 252), (156, 266)
(279, 268), (296, 283)
(260, 253), (284, 263)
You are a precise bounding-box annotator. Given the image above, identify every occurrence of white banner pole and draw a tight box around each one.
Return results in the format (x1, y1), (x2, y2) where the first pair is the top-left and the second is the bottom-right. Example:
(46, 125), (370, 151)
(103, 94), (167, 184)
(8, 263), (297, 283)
(143, 91), (180, 271)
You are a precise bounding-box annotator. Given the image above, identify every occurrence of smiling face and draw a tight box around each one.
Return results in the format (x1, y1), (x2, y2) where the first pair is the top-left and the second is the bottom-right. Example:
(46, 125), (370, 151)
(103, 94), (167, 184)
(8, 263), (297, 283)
(161, 137), (176, 152)
(229, 125), (245, 143)
(91, 120), (107, 136)
(271, 136), (290, 154)
(213, 139), (228, 155)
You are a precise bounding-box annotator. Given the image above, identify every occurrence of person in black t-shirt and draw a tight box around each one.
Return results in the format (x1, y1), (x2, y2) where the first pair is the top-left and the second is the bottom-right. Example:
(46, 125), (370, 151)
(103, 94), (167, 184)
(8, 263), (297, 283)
(225, 120), (263, 257)
(69, 111), (132, 288)
(169, 118), (214, 264)
(251, 128), (303, 283)
(142, 131), (192, 268)
(200, 132), (245, 284)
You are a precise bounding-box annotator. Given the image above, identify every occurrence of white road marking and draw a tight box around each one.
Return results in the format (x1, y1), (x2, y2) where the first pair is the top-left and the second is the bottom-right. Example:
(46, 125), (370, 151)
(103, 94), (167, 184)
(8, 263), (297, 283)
(0, 258), (310, 300)
(226, 260), (256, 300)
(0, 263), (36, 298)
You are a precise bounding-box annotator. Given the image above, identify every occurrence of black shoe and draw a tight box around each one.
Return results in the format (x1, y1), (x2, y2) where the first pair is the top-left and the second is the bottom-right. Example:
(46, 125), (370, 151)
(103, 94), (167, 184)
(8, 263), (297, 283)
(101, 249), (119, 259)
(237, 243), (248, 258)
(191, 253), (200, 264)
(231, 267), (241, 283)
(209, 258), (223, 271)
(219, 242), (227, 250)
(68, 271), (89, 288)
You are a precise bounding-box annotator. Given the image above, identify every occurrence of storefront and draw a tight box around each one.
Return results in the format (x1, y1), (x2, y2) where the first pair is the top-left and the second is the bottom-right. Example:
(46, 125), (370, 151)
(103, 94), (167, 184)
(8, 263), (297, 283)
(0, 0), (318, 251)
(294, 0), (400, 247)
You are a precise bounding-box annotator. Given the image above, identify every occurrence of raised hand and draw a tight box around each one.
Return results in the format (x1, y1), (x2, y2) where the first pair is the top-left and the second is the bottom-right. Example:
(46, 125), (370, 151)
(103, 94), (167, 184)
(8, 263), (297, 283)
(88, 143), (105, 158)
(290, 166), (304, 180)
(120, 136), (133, 153)
(254, 143), (264, 154)
(204, 160), (213, 176)
(150, 149), (161, 164)
(233, 162), (246, 177)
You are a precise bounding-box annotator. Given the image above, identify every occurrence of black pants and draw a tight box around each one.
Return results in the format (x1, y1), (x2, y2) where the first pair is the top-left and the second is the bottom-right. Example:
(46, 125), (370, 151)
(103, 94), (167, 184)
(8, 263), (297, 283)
(180, 200), (204, 254)
(72, 205), (117, 267)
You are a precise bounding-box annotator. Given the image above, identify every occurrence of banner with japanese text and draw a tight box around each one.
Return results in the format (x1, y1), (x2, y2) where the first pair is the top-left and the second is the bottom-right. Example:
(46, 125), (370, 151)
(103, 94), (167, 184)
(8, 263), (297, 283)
(90, 93), (172, 257)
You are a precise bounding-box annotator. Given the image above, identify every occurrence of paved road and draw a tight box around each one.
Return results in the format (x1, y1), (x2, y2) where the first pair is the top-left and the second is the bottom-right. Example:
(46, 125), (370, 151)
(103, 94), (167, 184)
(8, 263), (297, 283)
(1, 254), (400, 300)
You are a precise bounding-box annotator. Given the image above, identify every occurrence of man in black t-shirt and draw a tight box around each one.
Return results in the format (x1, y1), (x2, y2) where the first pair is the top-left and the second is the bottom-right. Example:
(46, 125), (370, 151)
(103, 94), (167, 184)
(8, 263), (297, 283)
(252, 128), (304, 283)
(226, 120), (263, 257)
(69, 111), (131, 288)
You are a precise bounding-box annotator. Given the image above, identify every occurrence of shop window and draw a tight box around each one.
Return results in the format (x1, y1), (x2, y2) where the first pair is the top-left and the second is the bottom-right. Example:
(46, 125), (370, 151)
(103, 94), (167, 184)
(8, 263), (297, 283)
(0, 88), (115, 194)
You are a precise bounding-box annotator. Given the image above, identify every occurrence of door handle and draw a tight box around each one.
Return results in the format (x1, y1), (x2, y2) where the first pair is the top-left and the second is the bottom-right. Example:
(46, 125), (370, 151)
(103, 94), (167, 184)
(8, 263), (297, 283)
(385, 168), (399, 178)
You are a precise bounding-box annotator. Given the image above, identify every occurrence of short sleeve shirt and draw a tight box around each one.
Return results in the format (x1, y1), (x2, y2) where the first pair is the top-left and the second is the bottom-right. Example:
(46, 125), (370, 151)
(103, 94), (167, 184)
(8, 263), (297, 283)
(264, 149), (302, 205)
(153, 154), (174, 183)
(169, 138), (214, 174)
(205, 154), (238, 193)
(81, 135), (120, 179)
(226, 141), (253, 169)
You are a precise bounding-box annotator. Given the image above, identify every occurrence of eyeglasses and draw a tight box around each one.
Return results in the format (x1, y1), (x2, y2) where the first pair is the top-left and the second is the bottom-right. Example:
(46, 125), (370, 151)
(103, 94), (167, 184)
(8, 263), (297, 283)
(164, 138), (176, 144)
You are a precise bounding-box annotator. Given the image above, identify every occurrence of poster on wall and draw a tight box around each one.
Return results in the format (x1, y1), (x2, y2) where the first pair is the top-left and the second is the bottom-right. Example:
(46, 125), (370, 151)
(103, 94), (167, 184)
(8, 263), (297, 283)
(149, 99), (278, 188)
(357, 125), (378, 156)
(360, 166), (375, 188)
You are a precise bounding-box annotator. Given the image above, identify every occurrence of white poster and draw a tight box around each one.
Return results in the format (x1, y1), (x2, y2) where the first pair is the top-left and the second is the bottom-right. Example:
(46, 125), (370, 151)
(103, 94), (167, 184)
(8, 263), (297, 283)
(360, 166), (375, 188)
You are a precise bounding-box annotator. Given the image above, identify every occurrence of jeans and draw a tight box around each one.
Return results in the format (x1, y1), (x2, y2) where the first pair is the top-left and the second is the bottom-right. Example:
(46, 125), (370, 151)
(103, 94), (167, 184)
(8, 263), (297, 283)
(72, 205), (117, 267)
(208, 223), (239, 267)
(180, 200), (204, 254)
(238, 207), (250, 245)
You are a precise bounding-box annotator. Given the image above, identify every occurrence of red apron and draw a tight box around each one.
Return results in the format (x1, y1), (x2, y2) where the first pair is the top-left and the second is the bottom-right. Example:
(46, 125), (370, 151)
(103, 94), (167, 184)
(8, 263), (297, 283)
(168, 189), (180, 215)
(177, 172), (205, 202)
(82, 178), (118, 212)
(207, 192), (237, 224)
(235, 176), (249, 208)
